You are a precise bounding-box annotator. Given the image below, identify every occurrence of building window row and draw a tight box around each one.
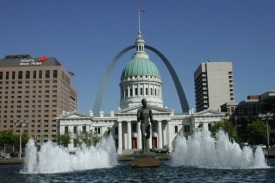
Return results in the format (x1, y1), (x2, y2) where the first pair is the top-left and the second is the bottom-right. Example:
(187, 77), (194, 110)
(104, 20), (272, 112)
(0, 70), (58, 80)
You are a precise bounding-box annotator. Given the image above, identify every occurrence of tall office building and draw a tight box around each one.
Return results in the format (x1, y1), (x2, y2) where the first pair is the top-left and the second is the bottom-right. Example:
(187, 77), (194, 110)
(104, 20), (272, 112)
(194, 61), (234, 112)
(0, 54), (77, 142)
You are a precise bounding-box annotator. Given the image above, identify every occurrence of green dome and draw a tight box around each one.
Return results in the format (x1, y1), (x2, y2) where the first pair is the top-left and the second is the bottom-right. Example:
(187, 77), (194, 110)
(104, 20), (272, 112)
(121, 58), (160, 78)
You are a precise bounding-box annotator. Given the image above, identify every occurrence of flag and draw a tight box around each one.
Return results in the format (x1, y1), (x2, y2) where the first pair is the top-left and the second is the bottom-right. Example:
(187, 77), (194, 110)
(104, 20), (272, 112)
(140, 8), (145, 12)
(68, 71), (75, 77)
(37, 55), (47, 62)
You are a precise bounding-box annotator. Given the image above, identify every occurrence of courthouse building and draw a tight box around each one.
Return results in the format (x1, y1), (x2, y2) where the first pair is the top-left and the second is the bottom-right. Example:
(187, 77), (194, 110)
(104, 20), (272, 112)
(57, 31), (226, 154)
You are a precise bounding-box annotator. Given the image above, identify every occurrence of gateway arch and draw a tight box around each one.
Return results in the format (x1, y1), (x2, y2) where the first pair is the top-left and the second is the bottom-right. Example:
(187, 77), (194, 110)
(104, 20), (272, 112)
(92, 45), (189, 116)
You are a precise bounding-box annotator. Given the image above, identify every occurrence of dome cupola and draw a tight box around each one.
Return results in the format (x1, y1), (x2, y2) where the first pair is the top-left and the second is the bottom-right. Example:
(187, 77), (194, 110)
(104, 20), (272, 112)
(119, 31), (163, 109)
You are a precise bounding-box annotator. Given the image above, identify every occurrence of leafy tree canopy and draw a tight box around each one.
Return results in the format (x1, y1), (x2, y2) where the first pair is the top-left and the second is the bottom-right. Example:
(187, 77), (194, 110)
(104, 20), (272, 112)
(210, 118), (237, 141)
(247, 120), (269, 145)
(0, 130), (29, 148)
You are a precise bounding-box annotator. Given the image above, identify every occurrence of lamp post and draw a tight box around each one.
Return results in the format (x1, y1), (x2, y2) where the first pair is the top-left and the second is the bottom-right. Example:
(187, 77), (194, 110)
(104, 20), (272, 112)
(258, 113), (274, 151)
(13, 119), (28, 159)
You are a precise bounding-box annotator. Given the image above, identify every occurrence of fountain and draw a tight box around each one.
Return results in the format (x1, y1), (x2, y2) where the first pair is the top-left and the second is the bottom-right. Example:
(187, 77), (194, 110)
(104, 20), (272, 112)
(22, 135), (118, 174)
(8, 129), (273, 182)
(171, 129), (269, 169)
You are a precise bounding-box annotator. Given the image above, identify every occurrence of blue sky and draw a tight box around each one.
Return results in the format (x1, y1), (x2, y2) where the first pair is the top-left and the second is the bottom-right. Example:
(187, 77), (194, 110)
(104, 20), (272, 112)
(1, 0), (274, 114)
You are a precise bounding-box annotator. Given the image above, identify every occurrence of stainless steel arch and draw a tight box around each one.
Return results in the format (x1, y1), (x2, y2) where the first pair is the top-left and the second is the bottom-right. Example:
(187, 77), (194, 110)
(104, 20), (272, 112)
(92, 45), (189, 116)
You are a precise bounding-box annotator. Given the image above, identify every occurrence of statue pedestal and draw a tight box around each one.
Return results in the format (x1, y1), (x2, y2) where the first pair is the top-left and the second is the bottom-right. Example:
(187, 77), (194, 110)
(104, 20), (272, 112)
(131, 152), (159, 168)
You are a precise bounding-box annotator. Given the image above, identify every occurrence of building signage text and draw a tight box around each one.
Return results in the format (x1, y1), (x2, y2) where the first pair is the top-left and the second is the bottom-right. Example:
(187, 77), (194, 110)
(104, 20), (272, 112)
(20, 55), (47, 66)
(20, 59), (42, 66)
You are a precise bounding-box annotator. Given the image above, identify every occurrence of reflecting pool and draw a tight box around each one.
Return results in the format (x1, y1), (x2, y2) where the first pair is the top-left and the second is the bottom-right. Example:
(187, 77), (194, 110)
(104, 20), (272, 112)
(1, 160), (275, 183)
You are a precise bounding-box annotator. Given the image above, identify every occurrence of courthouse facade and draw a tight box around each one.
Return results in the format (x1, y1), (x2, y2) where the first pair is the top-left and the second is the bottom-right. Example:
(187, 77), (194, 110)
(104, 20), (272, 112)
(57, 32), (226, 154)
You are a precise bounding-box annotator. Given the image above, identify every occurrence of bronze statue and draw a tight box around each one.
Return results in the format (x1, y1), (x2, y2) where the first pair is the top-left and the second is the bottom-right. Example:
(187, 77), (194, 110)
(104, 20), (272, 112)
(137, 98), (153, 154)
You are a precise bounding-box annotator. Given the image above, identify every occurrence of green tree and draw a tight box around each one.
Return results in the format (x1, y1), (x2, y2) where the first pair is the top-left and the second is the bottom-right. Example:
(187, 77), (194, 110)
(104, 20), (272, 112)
(210, 118), (237, 141)
(74, 131), (101, 147)
(247, 120), (269, 145)
(0, 130), (14, 149)
(92, 134), (102, 146)
(82, 131), (93, 147)
(56, 133), (71, 147)
(0, 130), (29, 151)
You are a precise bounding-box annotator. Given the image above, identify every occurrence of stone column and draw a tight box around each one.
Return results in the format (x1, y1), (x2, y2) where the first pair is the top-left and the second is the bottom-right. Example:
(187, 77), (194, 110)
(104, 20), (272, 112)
(68, 125), (74, 151)
(60, 126), (65, 134)
(137, 83), (140, 97)
(86, 124), (90, 132)
(148, 83), (151, 96)
(137, 121), (142, 149)
(143, 83), (145, 96)
(127, 121), (132, 149)
(167, 121), (171, 152)
(118, 121), (123, 154)
(158, 121), (163, 148)
(149, 122), (152, 149)
(163, 122), (167, 146)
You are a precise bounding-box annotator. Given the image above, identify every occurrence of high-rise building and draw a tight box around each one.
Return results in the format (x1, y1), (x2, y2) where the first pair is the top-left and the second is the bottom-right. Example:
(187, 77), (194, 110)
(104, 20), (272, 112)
(194, 61), (234, 112)
(0, 54), (77, 143)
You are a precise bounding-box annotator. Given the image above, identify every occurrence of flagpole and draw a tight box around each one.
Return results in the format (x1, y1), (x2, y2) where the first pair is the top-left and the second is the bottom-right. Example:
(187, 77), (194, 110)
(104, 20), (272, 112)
(139, 6), (140, 31)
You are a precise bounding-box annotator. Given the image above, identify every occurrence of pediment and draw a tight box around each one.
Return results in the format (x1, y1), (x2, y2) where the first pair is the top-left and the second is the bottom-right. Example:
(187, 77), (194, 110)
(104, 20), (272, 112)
(56, 111), (90, 120)
(117, 104), (172, 115)
(193, 109), (225, 117)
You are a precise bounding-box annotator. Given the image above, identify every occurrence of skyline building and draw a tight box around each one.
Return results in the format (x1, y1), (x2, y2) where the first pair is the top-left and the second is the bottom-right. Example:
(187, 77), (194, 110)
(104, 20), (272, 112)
(0, 54), (77, 142)
(194, 61), (234, 112)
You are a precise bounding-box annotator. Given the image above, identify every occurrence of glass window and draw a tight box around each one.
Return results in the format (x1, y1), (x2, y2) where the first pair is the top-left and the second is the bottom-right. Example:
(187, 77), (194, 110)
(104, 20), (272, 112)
(184, 125), (190, 132)
(132, 123), (136, 132)
(33, 71), (36, 79)
(95, 127), (101, 134)
(175, 126), (178, 133)
(152, 122), (157, 132)
(18, 71), (23, 79)
(26, 71), (30, 79)
(12, 71), (15, 79)
(5, 72), (9, 80)
(45, 70), (50, 78)
(39, 70), (42, 79)
(53, 70), (58, 78)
